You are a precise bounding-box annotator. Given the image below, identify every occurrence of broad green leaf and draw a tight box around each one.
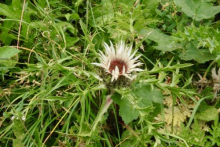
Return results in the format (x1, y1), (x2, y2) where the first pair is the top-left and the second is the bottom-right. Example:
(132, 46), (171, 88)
(174, 0), (220, 21)
(196, 106), (218, 121)
(12, 0), (22, 11)
(55, 22), (78, 35)
(112, 84), (161, 124)
(0, 21), (16, 45)
(139, 28), (177, 52)
(119, 98), (140, 124)
(132, 83), (164, 104)
(0, 3), (20, 19)
(62, 37), (79, 48)
(65, 13), (79, 21)
(0, 46), (20, 59)
(0, 46), (20, 75)
(75, 0), (84, 7)
(179, 42), (216, 63)
(112, 93), (139, 124)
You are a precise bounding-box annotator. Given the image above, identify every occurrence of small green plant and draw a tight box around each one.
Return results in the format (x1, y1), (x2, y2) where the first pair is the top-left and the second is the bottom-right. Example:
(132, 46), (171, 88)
(0, 0), (220, 146)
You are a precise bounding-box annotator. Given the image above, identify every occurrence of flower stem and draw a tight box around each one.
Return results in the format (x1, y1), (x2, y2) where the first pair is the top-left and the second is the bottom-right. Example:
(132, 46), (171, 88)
(86, 94), (113, 144)
(92, 94), (113, 132)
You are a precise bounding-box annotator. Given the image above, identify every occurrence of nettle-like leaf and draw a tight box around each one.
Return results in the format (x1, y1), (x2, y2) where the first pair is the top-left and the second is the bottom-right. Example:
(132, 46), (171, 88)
(179, 42), (216, 63)
(174, 0), (220, 21)
(139, 28), (177, 52)
(112, 84), (163, 124)
(112, 94), (140, 124)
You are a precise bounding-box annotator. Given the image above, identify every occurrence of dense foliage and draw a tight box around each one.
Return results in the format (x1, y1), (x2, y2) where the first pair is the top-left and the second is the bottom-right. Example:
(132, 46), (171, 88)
(1, 0), (220, 146)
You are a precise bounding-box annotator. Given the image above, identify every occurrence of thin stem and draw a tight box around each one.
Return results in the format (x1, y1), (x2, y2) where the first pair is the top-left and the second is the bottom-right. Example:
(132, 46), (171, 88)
(86, 94), (113, 145)
(91, 94), (113, 132)
(17, 0), (26, 49)
(203, 60), (215, 79)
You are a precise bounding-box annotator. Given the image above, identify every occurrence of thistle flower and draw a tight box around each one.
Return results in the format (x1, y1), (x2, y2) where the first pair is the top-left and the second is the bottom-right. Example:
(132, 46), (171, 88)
(92, 41), (143, 82)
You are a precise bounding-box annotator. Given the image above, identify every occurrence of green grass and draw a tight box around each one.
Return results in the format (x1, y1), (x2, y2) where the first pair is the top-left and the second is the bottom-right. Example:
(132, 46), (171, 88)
(1, 0), (220, 146)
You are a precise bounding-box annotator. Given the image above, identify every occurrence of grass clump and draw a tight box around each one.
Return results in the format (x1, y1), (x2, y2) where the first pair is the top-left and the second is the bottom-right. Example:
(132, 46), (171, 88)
(1, 0), (220, 146)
